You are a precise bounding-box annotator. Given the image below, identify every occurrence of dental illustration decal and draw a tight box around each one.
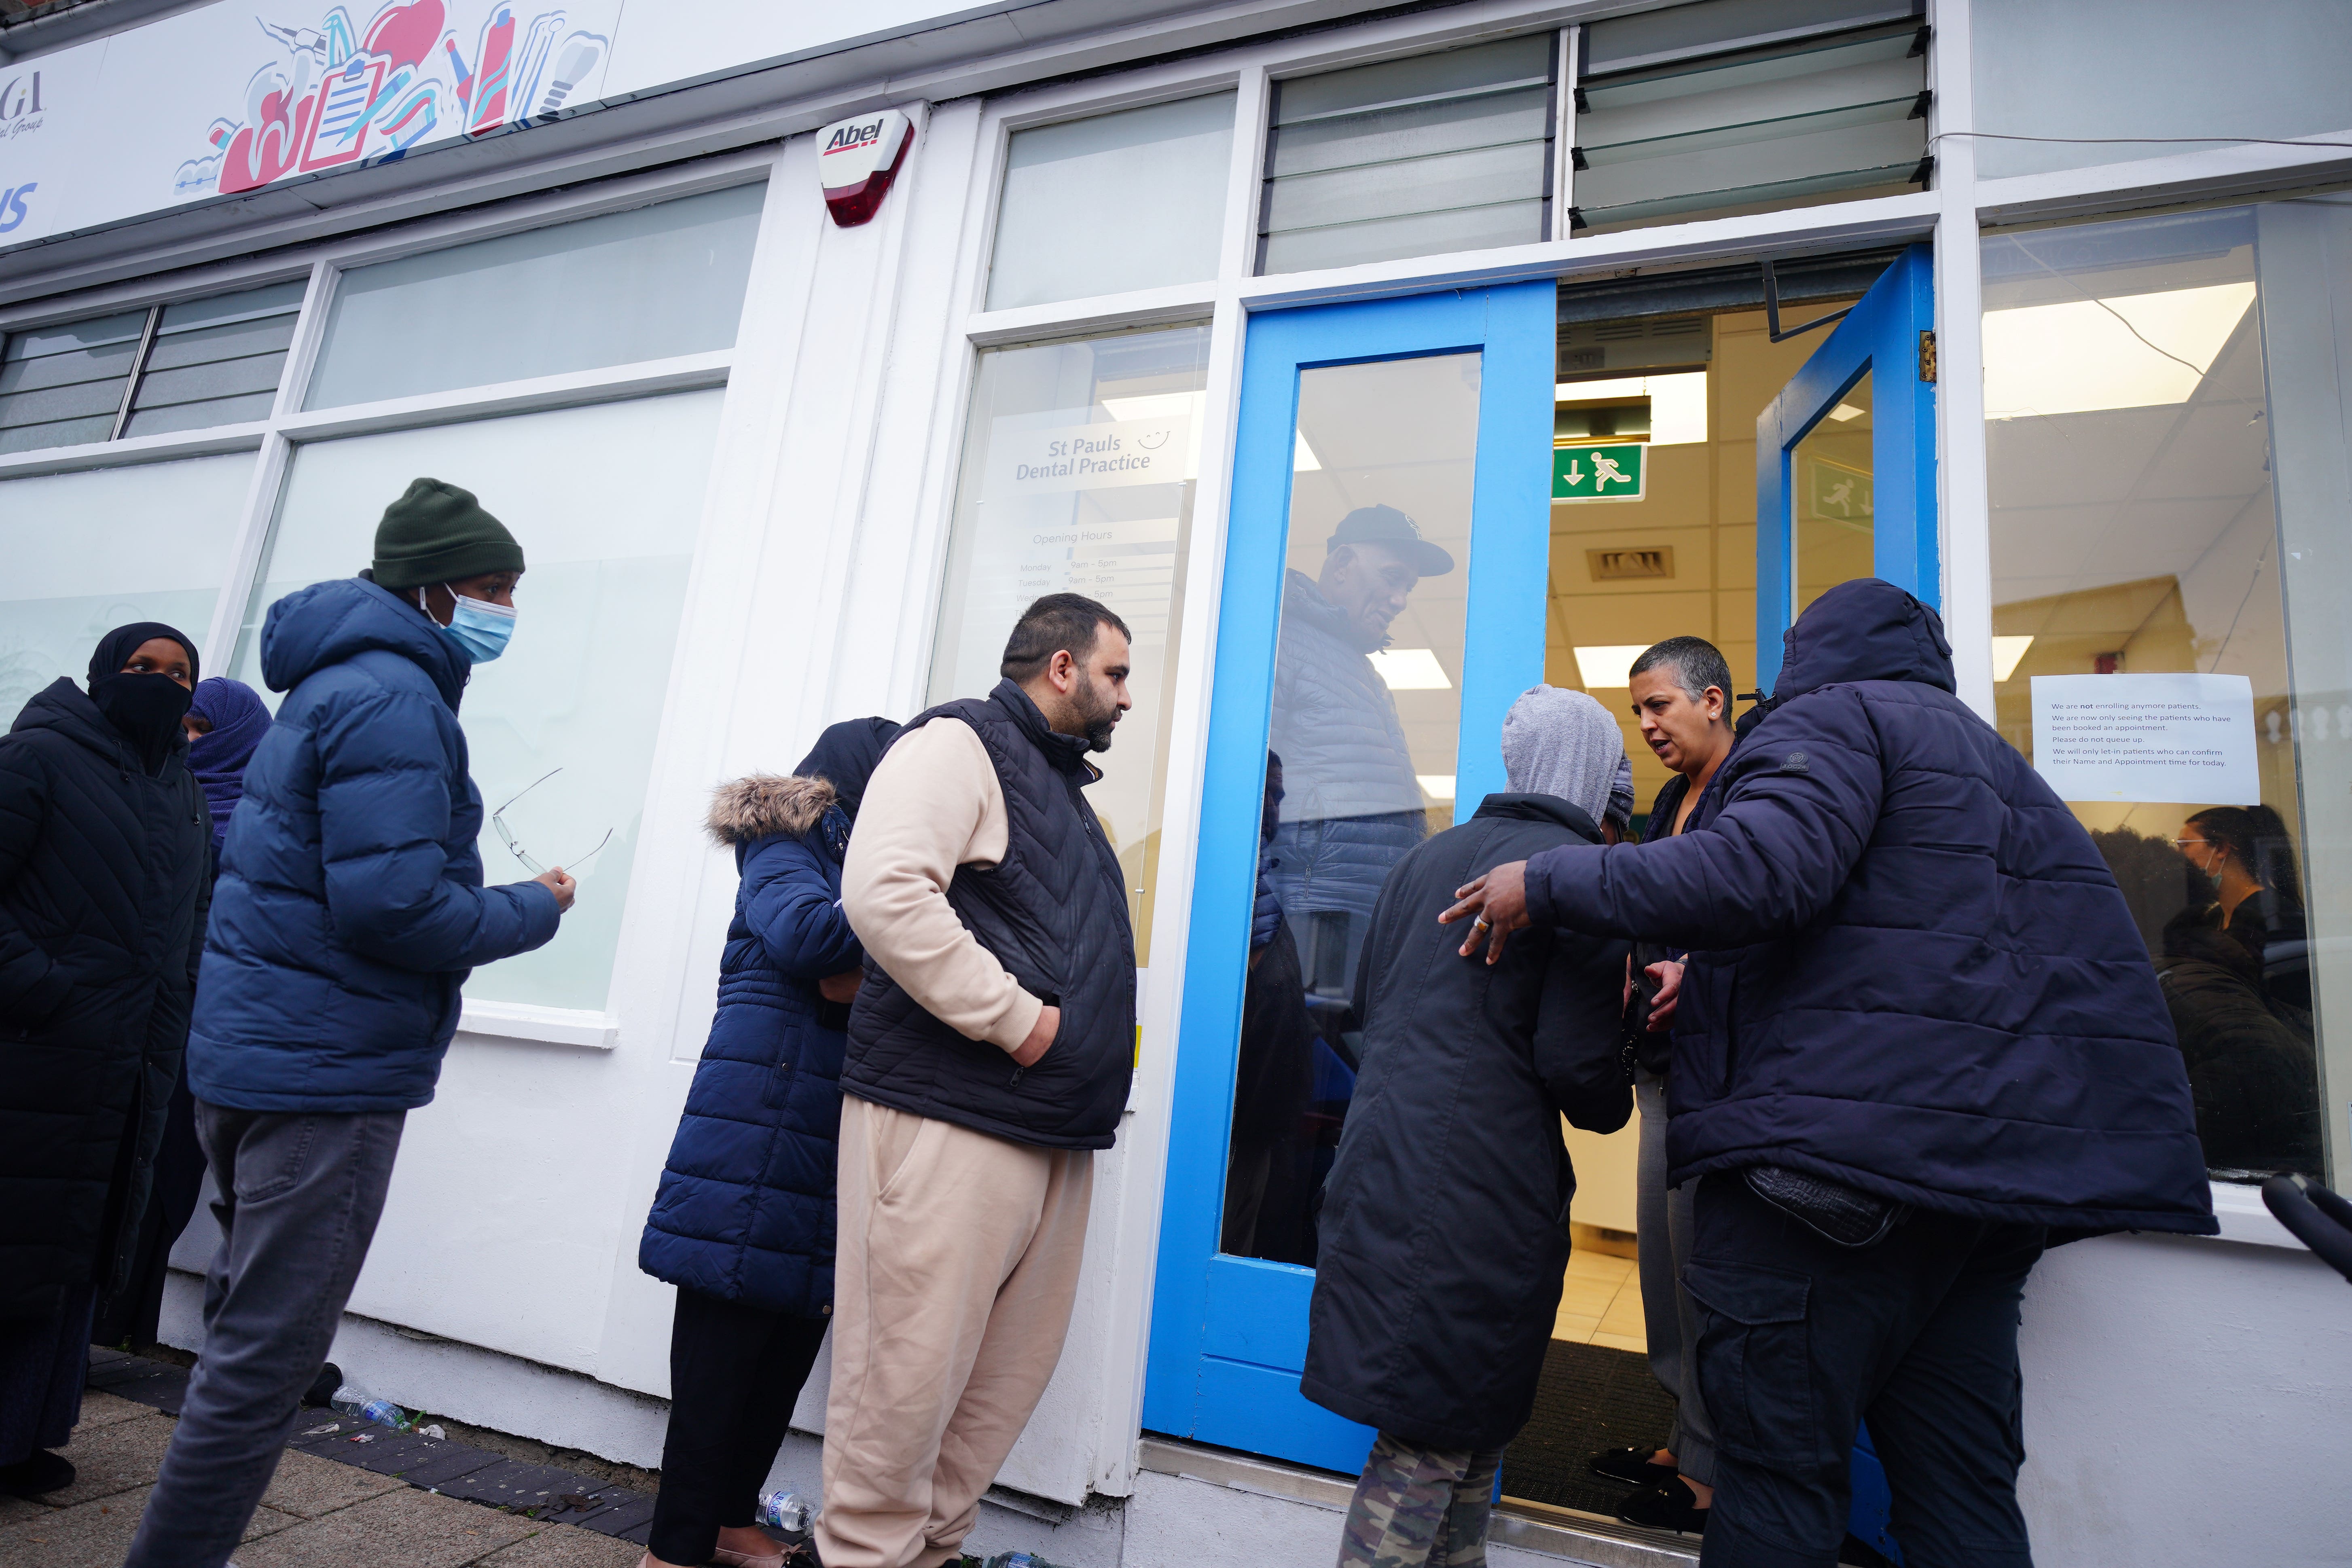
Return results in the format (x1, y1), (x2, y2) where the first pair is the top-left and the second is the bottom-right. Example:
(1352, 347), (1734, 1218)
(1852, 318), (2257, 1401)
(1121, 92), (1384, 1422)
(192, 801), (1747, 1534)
(175, 0), (610, 200)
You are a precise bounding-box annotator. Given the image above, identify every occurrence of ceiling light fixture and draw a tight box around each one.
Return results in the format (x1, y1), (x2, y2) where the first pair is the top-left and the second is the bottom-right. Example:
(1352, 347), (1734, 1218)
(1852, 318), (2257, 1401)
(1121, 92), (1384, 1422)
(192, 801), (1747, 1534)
(1573, 643), (1650, 688)
(1982, 282), (2255, 420)
(1991, 635), (2034, 682)
(1368, 648), (1451, 690)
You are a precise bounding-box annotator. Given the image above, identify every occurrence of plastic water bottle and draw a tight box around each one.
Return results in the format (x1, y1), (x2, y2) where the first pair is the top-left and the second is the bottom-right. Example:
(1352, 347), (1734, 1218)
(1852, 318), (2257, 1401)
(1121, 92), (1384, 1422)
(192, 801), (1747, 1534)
(756, 1489), (813, 1533)
(984, 1553), (1050, 1568)
(328, 1385), (412, 1431)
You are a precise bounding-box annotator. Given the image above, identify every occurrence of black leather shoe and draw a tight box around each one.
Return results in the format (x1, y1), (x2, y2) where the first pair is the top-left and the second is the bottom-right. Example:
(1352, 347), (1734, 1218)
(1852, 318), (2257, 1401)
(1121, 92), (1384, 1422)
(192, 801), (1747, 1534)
(0, 1449), (75, 1498)
(1618, 1477), (1708, 1535)
(1587, 1445), (1679, 1487)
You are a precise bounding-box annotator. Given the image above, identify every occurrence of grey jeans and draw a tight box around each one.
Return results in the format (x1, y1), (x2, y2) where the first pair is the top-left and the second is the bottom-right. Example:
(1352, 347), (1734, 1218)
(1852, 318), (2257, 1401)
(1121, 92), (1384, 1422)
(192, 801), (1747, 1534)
(1635, 1072), (1716, 1486)
(124, 1104), (406, 1568)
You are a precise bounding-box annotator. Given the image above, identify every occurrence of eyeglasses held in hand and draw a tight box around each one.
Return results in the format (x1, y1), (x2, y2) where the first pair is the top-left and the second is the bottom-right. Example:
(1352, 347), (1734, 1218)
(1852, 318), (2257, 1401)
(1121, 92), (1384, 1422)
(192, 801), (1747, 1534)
(491, 768), (614, 877)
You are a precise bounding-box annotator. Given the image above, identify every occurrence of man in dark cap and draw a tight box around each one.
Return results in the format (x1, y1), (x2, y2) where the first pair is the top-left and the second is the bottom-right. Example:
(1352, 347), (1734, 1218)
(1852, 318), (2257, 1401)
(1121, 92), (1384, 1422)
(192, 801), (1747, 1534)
(1266, 503), (1454, 1035)
(126, 480), (577, 1568)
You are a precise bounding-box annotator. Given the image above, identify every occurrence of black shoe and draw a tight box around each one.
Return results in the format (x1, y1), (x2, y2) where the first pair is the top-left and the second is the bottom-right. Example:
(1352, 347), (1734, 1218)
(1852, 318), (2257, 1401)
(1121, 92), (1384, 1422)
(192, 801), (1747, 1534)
(303, 1362), (343, 1409)
(0, 1450), (76, 1498)
(1587, 1445), (1679, 1487)
(1617, 1477), (1708, 1535)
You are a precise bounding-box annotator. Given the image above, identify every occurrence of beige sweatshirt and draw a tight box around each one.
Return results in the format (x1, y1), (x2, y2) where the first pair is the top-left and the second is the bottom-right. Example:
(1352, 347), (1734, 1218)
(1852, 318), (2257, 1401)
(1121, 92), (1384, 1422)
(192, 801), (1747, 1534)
(840, 718), (1042, 1052)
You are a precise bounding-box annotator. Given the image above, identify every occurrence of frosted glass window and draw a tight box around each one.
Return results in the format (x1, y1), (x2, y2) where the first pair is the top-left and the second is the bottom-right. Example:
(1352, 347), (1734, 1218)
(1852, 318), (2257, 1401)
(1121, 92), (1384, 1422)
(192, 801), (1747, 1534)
(0, 454), (254, 717)
(229, 391), (723, 1012)
(1260, 35), (1555, 275)
(0, 310), (147, 455)
(1971, 0), (2352, 180)
(987, 94), (1236, 310)
(930, 326), (1209, 963)
(123, 281), (306, 439)
(306, 183), (764, 408)
(1575, 13), (1926, 235)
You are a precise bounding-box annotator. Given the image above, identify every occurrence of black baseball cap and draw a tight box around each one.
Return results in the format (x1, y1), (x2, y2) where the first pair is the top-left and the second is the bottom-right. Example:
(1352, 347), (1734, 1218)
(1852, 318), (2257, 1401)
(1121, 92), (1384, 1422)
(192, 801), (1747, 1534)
(1327, 504), (1455, 576)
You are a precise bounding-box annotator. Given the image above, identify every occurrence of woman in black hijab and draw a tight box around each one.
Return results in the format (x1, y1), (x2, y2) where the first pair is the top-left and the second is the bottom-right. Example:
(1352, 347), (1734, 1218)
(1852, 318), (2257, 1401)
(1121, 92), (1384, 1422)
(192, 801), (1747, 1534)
(0, 623), (211, 1497)
(635, 717), (897, 1568)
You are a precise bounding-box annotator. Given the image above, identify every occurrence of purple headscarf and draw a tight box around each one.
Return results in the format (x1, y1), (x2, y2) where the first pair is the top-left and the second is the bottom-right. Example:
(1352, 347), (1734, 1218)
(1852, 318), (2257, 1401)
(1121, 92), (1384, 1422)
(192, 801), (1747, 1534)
(186, 678), (269, 851)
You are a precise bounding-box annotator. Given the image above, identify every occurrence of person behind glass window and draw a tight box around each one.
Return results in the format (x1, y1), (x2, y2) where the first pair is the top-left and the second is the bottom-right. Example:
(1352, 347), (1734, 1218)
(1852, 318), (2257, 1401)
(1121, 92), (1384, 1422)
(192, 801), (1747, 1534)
(637, 716), (897, 1568)
(1583, 636), (1736, 1538)
(2158, 804), (2320, 1175)
(0, 625), (209, 1502)
(127, 480), (575, 1568)
(1305, 685), (1632, 1568)
(1443, 578), (2216, 1568)
(1266, 505), (1456, 1020)
(1224, 752), (1319, 1264)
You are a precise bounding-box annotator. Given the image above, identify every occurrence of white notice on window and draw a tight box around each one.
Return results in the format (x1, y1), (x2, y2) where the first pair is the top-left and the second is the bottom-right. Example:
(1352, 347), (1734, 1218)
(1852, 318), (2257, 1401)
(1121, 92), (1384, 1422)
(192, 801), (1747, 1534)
(2030, 673), (2260, 806)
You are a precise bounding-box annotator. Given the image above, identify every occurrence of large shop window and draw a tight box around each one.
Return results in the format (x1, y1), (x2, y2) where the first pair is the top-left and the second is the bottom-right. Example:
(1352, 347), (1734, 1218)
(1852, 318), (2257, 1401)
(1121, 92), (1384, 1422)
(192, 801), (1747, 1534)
(1971, 0), (2352, 180)
(0, 280), (304, 454)
(305, 182), (763, 408)
(1983, 201), (2351, 1187)
(0, 455), (256, 715)
(228, 392), (724, 1014)
(1259, 34), (1555, 275)
(1571, 0), (1928, 235)
(1224, 350), (1478, 1265)
(986, 94), (1236, 310)
(929, 325), (1210, 963)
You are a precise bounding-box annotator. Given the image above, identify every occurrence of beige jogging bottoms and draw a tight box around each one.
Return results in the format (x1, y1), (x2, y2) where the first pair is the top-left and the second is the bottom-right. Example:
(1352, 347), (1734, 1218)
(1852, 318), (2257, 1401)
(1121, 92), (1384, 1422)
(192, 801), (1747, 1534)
(815, 1095), (1094, 1568)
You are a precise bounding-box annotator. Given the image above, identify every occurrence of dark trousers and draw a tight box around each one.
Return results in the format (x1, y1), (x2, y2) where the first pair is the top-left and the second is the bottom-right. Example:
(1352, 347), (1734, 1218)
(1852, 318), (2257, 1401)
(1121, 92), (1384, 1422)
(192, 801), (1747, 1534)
(125, 1105), (406, 1568)
(648, 1286), (830, 1565)
(1687, 1172), (2046, 1568)
(0, 1282), (95, 1466)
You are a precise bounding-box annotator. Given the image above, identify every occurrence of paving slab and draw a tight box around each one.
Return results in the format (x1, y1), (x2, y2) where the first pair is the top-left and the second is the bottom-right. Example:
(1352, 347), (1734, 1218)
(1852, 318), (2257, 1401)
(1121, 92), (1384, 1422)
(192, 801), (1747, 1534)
(567, 1492), (656, 1538)
(539, 1487), (648, 1530)
(0, 1486), (299, 1568)
(439, 1458), (600, 1515)
(42, 1412), (177, 1507)
(260, 1445), (410, 1518)
(98, 1366), (190, 1415)
(72, 1389), (156, 1430)
(478, 1524), (646, 1566)
(402, 1439), (507, 1490)
(330, 1426), (449, 1475)
(233, 1484), (539, 1568)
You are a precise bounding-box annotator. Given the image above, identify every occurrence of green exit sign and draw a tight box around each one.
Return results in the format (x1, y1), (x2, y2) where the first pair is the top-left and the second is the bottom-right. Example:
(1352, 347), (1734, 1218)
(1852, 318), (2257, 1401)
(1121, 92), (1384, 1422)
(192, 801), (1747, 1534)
(1554, 442), (1646, 502)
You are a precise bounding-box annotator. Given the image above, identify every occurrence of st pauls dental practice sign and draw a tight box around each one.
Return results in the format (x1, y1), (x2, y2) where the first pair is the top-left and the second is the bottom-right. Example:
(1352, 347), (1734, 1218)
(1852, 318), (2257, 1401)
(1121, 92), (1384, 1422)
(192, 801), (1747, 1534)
(0, 2), (964, 252)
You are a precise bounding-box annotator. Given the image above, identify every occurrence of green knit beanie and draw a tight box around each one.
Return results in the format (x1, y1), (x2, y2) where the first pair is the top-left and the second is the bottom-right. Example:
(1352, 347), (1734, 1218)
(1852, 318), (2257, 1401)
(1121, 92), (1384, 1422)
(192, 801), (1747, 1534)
(371, 478), (525, 590)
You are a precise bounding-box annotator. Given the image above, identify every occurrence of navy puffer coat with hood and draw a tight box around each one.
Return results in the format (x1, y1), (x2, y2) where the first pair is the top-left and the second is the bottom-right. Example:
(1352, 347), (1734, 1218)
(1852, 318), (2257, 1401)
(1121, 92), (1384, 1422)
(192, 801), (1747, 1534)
(190, 576), (561, 1114)
(1526, 578), (2215, 1235)
(639, 718), (894, 1315)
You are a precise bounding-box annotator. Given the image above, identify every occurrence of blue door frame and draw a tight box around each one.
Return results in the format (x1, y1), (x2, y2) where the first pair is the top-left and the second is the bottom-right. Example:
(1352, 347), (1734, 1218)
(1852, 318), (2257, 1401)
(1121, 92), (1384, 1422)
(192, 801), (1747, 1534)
(1143, 281), (1556, 1473)
(1755, 242), (1938, 691)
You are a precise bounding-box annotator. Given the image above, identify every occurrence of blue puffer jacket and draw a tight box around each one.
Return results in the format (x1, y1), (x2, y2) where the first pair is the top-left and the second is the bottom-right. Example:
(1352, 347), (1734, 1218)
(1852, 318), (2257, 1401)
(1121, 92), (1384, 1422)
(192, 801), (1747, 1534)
(189, 576), (561, 1113)
(640, 773), (858, 1316)
(1527, 578), (2216, 1235)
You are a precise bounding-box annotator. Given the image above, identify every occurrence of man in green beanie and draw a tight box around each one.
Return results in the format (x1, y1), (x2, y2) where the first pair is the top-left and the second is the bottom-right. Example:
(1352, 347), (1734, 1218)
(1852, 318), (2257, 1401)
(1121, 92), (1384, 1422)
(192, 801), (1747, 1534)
(128, 479), (575, 1568)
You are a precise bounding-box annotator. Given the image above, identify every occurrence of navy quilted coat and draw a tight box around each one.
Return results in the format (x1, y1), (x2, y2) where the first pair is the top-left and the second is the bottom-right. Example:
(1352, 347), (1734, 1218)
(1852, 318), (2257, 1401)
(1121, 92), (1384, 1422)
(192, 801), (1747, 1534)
(189, 576), (561, 1114)
(640, 774), (860, 1315)
(1526, 578), (2216, 1235)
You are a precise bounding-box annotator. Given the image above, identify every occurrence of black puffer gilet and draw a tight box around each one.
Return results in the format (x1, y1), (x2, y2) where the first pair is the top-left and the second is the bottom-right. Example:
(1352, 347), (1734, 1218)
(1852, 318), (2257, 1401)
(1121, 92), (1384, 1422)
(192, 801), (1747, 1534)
(843, 680), (1136, 1150)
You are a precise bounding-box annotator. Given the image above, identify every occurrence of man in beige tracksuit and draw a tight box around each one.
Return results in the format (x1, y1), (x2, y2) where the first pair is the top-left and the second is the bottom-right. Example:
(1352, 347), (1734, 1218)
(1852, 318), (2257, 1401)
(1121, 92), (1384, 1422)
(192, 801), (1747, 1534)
(820, 592), (1137, 1568)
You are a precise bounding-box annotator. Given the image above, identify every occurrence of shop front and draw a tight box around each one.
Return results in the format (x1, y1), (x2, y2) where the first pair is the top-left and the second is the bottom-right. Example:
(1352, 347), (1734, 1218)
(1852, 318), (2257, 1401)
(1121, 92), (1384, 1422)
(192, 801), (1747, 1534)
(4, 1), (2350, 1564)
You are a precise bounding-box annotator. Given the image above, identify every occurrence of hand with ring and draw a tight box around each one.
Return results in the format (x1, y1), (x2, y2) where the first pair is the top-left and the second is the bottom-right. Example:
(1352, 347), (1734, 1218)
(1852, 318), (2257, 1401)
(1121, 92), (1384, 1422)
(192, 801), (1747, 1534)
(1441, 859), (1533, 963)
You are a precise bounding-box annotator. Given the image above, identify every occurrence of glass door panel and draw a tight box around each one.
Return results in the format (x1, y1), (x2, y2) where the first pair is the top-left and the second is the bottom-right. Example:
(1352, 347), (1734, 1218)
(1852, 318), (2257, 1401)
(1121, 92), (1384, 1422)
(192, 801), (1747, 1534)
(1793, 368), (1875, 616)
(1223, 351), (1478, 1268)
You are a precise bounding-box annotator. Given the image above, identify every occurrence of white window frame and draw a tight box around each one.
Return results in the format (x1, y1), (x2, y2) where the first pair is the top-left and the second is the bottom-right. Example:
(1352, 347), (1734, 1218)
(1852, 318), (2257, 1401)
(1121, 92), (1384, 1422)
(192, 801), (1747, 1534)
(0, 146), (777, 1052)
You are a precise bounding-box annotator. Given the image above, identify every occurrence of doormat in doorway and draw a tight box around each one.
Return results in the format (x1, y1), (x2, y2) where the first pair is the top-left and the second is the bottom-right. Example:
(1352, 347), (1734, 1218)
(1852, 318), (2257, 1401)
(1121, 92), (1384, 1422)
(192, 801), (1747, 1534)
(1499, 1338), (1677, 1518)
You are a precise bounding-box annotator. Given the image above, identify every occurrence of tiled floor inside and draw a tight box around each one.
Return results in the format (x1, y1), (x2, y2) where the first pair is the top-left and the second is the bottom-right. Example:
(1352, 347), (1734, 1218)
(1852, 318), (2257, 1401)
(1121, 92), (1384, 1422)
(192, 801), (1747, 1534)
(1553, 1244), (1646, 1354)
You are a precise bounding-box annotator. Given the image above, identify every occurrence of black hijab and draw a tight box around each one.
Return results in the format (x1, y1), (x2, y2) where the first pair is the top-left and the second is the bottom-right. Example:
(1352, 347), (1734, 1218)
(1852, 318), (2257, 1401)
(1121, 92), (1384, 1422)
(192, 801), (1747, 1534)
(87, 621), (200, 775)
(793, 717), (900, 822)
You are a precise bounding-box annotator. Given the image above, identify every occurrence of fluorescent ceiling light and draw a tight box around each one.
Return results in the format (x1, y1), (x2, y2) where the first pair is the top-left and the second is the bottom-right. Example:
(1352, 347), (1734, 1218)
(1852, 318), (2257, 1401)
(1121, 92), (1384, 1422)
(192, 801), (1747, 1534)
(1555, 372), (1708, 446)
(1574, 643), (1650, 688)
(1368, 648), (1451, 689)
(1099, 390), (1208, 480)
(1991, 635), (2034, 682)
(1293, 434), (1322, 471)
(1828, 402), (1866, 423)
(1417, 774), (1457, 801)
(1982, 282), (2255, 419)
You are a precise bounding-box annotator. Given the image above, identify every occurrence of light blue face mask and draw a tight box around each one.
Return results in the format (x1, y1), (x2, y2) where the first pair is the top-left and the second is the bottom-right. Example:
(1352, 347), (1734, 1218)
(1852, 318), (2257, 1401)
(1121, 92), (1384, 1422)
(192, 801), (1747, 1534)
(437, 584), (517, 663)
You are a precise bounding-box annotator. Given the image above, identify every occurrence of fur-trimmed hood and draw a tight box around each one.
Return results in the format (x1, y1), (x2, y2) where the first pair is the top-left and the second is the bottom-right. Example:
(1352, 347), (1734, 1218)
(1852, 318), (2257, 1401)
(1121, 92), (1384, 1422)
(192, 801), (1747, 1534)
(707, 774), (837, 846)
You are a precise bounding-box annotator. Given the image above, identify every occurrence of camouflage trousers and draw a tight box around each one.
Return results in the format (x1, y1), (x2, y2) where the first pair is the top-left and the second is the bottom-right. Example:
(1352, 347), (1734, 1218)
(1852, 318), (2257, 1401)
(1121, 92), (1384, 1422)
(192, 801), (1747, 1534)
(1336, 1431), (1504, 1568)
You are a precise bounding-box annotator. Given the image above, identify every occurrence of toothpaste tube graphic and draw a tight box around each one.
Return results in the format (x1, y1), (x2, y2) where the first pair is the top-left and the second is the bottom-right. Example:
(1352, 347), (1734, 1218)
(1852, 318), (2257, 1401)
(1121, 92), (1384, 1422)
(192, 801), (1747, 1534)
(470, 6), (515, 131)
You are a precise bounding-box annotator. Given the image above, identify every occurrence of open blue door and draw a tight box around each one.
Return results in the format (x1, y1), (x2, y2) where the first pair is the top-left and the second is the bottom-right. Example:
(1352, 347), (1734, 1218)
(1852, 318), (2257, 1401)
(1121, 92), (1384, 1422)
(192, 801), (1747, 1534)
(1755, 242), (1937, 690)
(1144, 281), (1555, 1472)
